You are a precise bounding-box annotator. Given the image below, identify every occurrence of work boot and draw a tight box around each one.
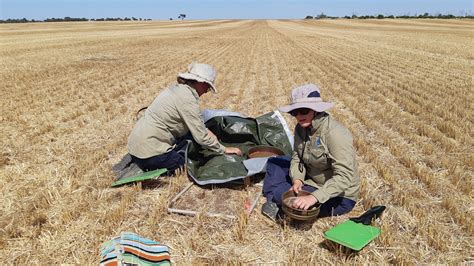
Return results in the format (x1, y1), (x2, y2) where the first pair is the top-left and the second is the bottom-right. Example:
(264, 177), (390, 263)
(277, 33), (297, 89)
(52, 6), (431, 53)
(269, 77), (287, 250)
(261, 201), (280, 222)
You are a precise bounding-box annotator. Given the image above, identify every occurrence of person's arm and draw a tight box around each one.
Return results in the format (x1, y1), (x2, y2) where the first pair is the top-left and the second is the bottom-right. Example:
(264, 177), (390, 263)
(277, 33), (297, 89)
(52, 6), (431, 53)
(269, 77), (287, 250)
(207, 129), (217, 139)
(311, 128), (357, 204)
(289, 129), (319, 209)
(178, 98), (226, 153)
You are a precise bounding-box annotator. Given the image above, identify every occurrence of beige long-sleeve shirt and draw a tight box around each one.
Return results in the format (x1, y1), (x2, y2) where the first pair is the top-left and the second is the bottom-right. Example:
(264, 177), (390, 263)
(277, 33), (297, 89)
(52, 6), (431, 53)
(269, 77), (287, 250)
(290, 112), (360, 203)
(128, 84), (225, 159)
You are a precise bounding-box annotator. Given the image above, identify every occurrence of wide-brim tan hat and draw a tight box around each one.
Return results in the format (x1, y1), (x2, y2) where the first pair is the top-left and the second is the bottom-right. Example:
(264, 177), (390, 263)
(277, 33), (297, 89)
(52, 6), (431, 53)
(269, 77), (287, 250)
(279, 83), (334, 113)
(178, 62), (217, 93)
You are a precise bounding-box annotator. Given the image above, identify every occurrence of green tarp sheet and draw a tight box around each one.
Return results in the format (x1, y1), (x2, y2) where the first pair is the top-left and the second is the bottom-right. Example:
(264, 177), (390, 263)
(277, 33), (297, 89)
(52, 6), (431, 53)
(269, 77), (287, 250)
(186, 110), (293, 185)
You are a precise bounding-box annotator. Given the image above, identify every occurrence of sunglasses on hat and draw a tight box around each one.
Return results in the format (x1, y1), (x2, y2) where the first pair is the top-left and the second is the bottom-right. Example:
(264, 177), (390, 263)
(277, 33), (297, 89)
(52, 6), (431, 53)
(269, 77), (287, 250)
(289, 108), (311, 117)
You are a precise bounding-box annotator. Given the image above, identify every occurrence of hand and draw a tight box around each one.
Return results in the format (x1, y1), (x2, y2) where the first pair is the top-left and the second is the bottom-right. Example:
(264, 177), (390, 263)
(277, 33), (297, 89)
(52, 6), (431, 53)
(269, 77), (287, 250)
(290, 179), (303, 194)
(225, 147), (242, 156)
(292, 195), (318, 210)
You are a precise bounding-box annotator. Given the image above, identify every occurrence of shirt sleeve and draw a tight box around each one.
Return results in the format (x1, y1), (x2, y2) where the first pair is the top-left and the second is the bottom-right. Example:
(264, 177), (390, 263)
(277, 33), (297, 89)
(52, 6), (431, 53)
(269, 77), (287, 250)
(177, 97), (226, 154)
(289, 127), (306, 181)
(311, 128), (357, 203)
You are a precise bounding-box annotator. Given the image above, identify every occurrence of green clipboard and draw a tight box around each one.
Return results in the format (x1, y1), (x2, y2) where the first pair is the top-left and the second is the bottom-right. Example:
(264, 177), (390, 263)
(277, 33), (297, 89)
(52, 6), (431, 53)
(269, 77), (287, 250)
(324, 220), (381, 251)
(324, 206), (386, 251)
(111, 168), (167, 187)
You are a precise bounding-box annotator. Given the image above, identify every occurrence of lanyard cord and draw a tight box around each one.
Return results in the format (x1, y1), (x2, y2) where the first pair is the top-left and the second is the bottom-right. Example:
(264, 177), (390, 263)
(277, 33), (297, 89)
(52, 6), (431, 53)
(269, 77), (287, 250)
(298, 127), (310, 173)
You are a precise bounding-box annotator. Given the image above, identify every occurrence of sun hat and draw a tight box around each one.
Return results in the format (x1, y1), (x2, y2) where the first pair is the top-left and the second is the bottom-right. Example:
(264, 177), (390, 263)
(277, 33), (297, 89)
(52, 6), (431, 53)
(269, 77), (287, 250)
(178, 62), (217, 93)
(278, 83), (334, 113)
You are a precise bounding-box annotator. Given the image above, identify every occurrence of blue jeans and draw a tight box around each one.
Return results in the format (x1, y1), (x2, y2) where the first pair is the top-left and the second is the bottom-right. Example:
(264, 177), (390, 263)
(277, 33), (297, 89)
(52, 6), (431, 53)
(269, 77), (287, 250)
(263, 156), (355, 217)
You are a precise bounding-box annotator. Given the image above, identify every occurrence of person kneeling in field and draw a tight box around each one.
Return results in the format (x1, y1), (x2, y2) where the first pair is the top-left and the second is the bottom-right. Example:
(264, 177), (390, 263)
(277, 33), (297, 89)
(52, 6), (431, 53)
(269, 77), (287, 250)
(262, 84), (360, 221)
(127, 62), (242, 174)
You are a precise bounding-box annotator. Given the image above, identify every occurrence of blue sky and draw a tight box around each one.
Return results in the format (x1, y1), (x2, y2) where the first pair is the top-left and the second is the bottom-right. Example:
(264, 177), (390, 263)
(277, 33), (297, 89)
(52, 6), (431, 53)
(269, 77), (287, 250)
(1, 0), (472, 20)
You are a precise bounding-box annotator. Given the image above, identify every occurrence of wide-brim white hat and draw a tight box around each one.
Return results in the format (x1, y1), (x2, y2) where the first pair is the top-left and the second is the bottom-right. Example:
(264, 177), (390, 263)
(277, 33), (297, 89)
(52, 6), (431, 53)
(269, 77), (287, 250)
(178, 62), (217, 93)
(279, 84), (334, 113)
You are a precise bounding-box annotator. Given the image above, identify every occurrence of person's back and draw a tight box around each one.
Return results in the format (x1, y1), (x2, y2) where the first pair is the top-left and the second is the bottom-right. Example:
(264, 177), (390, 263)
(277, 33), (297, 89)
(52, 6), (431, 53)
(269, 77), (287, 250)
(126, 62), (242, 174)
(128, 84), (198, 159)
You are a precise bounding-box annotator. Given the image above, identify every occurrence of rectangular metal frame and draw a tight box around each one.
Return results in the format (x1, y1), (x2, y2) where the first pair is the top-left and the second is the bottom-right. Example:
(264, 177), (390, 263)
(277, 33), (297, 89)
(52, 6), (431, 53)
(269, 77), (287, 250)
(167, 177), (263, 220)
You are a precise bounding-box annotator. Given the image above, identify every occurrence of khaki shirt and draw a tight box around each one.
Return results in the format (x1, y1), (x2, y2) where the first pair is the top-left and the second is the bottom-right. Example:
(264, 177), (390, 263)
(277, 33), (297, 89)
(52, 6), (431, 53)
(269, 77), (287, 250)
(128, 84), (225, 158)
(290, 112), (360, 203)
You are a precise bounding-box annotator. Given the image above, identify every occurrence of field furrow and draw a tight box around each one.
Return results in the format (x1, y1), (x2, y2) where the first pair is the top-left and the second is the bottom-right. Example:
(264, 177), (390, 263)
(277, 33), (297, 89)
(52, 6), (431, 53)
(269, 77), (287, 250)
(272, 20), (473, 128)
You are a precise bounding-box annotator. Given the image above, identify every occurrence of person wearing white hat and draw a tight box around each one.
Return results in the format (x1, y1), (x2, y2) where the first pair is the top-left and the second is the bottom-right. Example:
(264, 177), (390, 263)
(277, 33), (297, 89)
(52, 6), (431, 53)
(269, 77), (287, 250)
(127, 63), (242, 174)
(262, 84), (360, 221)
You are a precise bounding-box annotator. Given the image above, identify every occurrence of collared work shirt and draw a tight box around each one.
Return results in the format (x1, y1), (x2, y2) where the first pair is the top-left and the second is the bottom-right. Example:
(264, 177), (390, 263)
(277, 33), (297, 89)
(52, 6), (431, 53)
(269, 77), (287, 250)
(290, 112), (360, 203)
(128, 84), (225, 159)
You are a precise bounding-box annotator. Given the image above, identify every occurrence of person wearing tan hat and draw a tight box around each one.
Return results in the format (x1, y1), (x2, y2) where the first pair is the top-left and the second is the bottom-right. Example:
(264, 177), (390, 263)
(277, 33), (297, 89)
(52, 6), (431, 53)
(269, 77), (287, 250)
(128, 62), (242, 174)
(262, 84), (360, 221)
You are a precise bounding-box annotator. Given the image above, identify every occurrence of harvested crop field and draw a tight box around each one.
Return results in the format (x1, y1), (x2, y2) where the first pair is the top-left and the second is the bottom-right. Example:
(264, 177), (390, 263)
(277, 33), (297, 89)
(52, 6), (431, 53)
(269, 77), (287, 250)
(1, 19), (473, 264)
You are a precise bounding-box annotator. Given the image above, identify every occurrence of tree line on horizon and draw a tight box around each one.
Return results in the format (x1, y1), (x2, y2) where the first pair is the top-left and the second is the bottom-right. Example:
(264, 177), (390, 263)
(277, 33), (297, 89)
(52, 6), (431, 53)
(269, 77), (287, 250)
(0, 16), (152, 23)
(1, 12), (473, 23)
(305, 12), (473, 20)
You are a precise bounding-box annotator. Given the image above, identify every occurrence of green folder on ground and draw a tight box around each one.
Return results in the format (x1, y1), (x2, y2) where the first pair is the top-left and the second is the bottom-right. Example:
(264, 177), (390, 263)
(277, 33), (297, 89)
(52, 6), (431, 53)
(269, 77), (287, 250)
(111, 168), (167, 187)
(324, 206), (386, 251)
(324, 220), (381, 251)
